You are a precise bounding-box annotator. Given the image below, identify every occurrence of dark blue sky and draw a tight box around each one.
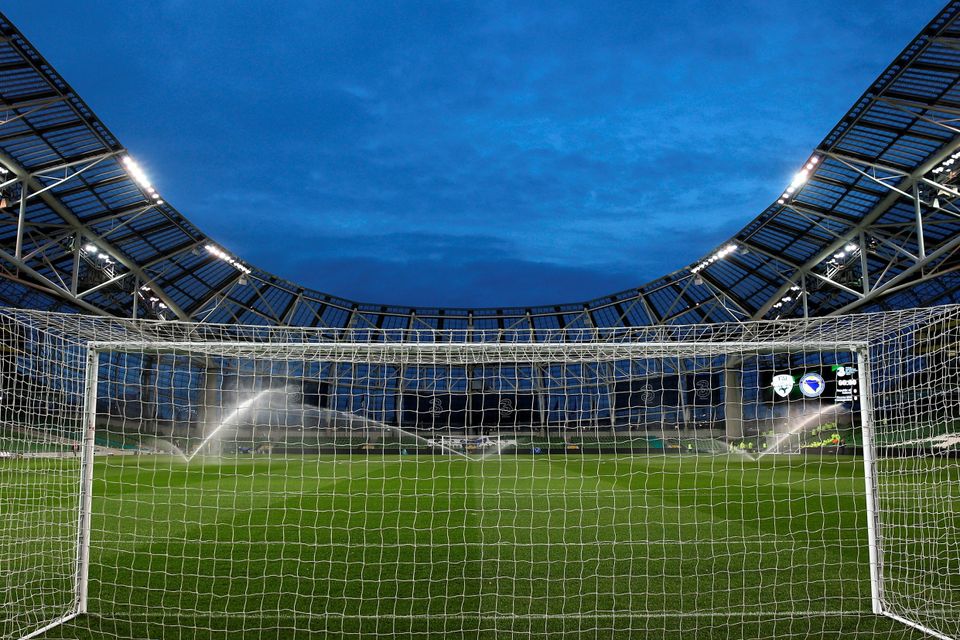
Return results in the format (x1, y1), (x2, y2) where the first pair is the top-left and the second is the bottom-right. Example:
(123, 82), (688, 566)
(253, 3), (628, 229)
(6, 1), (946, 307)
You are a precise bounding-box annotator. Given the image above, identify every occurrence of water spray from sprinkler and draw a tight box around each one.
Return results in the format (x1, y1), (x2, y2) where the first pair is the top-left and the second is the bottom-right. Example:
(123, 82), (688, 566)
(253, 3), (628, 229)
(757, 402), (845, 459)
(188, 390), (272, 461)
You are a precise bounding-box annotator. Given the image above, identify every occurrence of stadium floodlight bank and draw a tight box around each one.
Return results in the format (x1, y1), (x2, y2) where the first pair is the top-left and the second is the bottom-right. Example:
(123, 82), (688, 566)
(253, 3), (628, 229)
(1, 307), (958, 640)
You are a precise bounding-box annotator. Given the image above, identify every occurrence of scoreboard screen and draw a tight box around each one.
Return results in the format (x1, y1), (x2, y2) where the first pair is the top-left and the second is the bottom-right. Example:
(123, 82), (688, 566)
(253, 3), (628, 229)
(760, 364), (859, 404)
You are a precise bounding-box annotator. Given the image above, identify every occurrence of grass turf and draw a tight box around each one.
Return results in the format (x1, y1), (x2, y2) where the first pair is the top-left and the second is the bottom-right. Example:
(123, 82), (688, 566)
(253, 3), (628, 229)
(2, 453), (953, 639)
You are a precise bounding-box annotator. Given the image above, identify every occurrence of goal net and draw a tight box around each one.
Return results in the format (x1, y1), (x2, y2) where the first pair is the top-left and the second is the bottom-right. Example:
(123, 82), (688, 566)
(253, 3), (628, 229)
(1, 306), (959, 639)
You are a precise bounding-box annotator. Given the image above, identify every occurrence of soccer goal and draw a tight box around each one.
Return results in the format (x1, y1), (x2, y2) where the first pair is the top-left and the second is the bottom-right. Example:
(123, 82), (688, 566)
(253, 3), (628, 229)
(1, 307), (959, 640)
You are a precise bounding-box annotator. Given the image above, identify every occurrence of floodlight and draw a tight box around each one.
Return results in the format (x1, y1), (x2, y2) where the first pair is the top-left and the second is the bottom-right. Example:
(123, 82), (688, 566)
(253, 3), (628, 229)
(206, 244), (252, 275)
(122, 154), (162, 200)
(789, 170), (809, 190)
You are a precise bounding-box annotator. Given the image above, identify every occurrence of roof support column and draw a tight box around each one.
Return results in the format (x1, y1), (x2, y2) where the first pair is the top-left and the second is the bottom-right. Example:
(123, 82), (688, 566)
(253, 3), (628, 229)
(914, 182), (926, 260)
(132, 277), (139, 319)
(801, 274), (809, 319)
(859, 232), (871, 294)
(14, 178), (26, 259)
(70, 237), (80, 295)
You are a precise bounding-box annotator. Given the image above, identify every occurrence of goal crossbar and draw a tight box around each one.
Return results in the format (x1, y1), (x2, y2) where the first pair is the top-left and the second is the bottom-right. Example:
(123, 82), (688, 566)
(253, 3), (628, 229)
(86, 340), (870, 364)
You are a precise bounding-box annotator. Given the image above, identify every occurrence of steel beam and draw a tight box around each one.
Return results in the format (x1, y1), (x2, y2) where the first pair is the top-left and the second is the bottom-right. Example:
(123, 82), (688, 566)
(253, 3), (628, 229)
(0, 149), (188, 319)
(753, 135), (960, 319)
(0, 246), (111, 316)
(830, 230), (960, 315)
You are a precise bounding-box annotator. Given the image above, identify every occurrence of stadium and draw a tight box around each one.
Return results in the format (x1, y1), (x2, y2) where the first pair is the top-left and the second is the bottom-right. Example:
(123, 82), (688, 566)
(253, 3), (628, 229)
(2, 3), (960, 640)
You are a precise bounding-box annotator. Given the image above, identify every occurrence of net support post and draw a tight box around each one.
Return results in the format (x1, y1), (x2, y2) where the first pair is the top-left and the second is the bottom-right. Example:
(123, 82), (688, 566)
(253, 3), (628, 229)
(855, 346), (883, 616)
(75, 346), (99, 615)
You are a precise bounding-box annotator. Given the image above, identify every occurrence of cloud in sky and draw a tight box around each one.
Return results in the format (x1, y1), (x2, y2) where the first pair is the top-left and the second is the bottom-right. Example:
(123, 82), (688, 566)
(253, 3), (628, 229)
(6, 0), (945, 307)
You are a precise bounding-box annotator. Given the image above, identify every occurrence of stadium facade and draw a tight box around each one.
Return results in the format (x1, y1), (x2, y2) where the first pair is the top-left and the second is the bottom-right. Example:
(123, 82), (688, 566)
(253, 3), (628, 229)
(1, 8), (960, 334)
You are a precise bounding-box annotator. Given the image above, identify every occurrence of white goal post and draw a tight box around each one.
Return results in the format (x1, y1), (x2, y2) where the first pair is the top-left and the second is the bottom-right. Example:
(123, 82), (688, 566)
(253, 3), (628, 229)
(1, 307), (959, 639)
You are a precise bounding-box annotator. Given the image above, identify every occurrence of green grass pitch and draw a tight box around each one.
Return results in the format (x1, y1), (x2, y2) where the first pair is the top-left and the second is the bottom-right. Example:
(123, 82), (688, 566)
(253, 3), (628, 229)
(3, 454), (949, 639)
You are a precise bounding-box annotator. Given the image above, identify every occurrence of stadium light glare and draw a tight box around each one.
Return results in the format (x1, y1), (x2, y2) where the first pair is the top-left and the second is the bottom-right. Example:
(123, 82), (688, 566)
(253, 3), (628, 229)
(206, 244), (252, 275)
(844, 242), (858, 252)
(691, 243), (737, 274)
(122, 155), (165, 204)
(778, 156), (819, 203)
(83, 244), (97, 253)
(789, 169), (811, 191)
(770, 279), (807, 312)
(931, 150), (960, 175)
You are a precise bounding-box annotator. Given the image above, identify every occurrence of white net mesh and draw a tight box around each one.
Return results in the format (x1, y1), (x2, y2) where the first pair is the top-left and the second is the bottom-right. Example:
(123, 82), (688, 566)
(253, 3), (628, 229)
(1, 306), (958, 639)
(0, 320), (85, 640)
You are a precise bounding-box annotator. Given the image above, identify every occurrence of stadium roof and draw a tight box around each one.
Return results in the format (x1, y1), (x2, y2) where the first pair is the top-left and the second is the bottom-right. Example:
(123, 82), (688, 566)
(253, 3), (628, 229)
(1, 5), (960, 335)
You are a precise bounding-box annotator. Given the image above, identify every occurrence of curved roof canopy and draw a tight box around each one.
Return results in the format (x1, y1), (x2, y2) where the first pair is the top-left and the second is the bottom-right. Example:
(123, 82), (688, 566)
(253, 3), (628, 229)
(1, 5), (960, 335)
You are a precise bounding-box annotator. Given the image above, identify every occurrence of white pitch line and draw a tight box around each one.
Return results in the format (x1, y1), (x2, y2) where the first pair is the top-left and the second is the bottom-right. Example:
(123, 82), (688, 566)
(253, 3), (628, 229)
(79, 611), (878, 620)
(96, 538), (809, 548)
(97, 489), (851, 497)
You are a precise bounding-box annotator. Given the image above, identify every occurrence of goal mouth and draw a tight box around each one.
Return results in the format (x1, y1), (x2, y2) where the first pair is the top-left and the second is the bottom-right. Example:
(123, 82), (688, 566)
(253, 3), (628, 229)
(2, 306), (959, 640)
